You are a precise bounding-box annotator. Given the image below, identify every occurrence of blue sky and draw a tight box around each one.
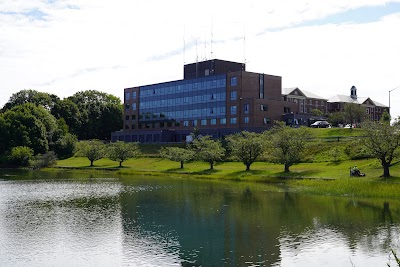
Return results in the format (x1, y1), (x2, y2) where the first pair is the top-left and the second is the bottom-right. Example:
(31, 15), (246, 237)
(1, 0), (400, 119)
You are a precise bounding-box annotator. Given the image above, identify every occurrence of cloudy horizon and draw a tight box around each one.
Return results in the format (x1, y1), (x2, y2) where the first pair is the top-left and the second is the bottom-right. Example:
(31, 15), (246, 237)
(1, 0), (400, 119)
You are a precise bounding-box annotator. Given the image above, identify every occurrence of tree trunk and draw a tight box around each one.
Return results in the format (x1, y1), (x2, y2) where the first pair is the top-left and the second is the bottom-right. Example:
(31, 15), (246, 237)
(90, 160), (94, 167)
(180, 161), (184, 169)
(246, 163), (250, 171)
(119, 161), (122, 167)
(284, 163), (290, 173)
(210, 161), (214, 170)
(383, 163), (390, 177)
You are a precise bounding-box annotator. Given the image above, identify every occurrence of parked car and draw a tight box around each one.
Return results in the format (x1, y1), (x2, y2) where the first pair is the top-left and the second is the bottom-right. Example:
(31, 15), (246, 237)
(310, 121), (331, 128)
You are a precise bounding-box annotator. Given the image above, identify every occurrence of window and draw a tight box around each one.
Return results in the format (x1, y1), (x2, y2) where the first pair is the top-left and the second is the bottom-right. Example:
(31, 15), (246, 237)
(259, 74), (264, 99)
(132, 91), (136, 99)
(230, 117), (237, 124)
(316, 101), (319, 107)
(125, 124), (129, 130)
(220, 118), (226, 125)
(366, 107), (370, 114)
(244, 104), (249, 114)
(231, 106), (237, 115)
(125, 92), (130, 100)
(184, 121), (189, 127)
(192, 120), (198, 126)
(125, 104), (130, 110)
(125, 115), (129, 121)
(132, 103), (136, 110)
(132, 115), (136, 120)
(244, 117), (249, 124)
(211, 118), (217, 125)
(201, 119), (207, 126)
(230, 76), (237, 86)
(175, 121), (180, 127)
(230, 91), (237, 100)
(261, 104), (268, 111)
(263, 118), (271, 124)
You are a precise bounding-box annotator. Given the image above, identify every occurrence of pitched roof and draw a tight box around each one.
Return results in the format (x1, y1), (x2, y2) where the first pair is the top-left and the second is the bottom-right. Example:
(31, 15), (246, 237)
(328, 94), (388, 107)
(282, 87), (327, 100)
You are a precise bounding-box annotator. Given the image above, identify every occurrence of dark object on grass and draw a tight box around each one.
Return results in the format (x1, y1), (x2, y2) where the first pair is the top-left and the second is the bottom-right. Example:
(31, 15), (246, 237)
(349, 166), (366, 177)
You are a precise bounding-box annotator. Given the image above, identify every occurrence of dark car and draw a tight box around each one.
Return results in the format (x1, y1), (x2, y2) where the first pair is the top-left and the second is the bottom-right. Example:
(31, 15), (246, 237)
(310, 121), (331, 128)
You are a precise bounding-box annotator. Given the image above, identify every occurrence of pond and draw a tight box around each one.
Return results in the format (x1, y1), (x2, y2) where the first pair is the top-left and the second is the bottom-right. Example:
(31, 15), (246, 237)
(0, 170), (399, 266)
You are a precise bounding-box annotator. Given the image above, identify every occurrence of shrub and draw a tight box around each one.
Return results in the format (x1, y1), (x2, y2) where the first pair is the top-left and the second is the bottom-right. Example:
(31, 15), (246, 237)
(32, 151), (58, 169)
(9, 146), (34, 167)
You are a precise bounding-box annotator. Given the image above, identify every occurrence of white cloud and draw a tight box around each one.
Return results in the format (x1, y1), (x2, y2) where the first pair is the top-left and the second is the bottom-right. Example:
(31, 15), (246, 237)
(1, 0), (400, 119)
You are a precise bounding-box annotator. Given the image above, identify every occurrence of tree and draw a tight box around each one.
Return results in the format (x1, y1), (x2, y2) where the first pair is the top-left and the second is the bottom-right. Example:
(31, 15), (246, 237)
(343, 103), (365, 128)
(226, 131), (266, 171)
(0, 108), (49, 154)
(9, 146), (34, 167)
(75, 140), (106, 166)
(266, 123), (312, 172)
(68, 90), (123, 140)
(51, 99), (82, 136)
(327, 111), (345, 127)
(2, 89), (60, 112)
(361, 120), (400, 177)
(310, 108), (324, 117)
(108, 141), (141, 167)
(191, 136), (225, 170)
(159, 146), (195, 169)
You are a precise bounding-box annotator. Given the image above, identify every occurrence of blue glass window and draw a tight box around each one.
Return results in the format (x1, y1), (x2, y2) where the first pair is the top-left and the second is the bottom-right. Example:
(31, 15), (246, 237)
(230, 76), (237, 86)
(201, 119), (207, 126)
(211, 118), (217, 125)
(230, 118), (237, 124)
(244, 117), (249, 123)
(220, 118), (226, 125)
(125, 92), (130, 100)
(230, 106), (237, 115)
(132, 103), (136, 110)
(230, 91), (237, 100)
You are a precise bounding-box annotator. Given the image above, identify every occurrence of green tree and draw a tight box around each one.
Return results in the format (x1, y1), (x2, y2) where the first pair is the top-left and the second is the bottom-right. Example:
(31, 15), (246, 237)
(266, 123), (312, 172)
(75, 140), (106, 166)
(310, 108), (324, 117)
(68, 90), (122, 140)
(327, 111), (345, 127)
(343, 103), (365, 128)
(361, 120), (400, 177)
(160, 146), (195, 169)
(108, 141), (141, 167)
(226, 131), (266, 171)
(53, 133), (77, 159)
(2, 89), (60, 112)
(0, 108), (49, 154)
(191, 136), (225, 170)
(9, 146), (34, 167)
(51, 99), (82, 136)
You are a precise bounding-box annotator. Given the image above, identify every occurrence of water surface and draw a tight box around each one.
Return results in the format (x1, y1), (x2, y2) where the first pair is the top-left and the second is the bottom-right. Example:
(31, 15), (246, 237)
(0, 170), (399, 266)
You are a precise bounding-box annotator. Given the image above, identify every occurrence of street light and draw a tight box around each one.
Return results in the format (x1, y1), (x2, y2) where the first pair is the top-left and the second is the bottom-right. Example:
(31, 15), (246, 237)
(389, 85), (400, 112)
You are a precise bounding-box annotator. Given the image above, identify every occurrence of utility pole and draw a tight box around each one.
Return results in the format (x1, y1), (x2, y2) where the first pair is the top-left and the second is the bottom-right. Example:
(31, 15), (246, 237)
(389, 85), (400, 114)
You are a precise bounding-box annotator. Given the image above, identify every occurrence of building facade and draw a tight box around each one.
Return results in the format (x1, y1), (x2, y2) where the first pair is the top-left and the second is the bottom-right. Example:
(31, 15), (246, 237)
(112, 59), (297, 143)
(328, 86), (389, 122)
(281, 87), (328, 126)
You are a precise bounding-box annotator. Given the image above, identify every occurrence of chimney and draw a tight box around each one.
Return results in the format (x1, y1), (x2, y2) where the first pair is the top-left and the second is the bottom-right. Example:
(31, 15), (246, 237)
(350, 85), (357, 99)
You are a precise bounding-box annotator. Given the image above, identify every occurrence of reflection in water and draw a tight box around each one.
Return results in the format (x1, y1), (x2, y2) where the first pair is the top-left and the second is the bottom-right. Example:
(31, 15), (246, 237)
(0, 170), (399, 266)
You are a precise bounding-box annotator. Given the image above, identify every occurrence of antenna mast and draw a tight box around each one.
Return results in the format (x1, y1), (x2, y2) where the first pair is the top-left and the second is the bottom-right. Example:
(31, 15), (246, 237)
(211, 17), (214, 60)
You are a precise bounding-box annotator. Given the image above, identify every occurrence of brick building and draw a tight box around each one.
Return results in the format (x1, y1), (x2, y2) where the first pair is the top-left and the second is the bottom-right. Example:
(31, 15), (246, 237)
(328, 86), (389, 121)
(112, 59), (297, 143)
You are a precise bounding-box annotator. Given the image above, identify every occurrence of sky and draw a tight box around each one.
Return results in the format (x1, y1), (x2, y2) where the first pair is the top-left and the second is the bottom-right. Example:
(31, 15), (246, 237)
(1, 0), (400, 119)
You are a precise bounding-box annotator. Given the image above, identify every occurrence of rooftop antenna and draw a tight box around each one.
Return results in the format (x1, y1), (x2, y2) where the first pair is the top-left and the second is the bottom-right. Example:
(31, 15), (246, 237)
(183, 24), (186, 65)
(243, 23), (247, 64)
(211, 17), (214, 59)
